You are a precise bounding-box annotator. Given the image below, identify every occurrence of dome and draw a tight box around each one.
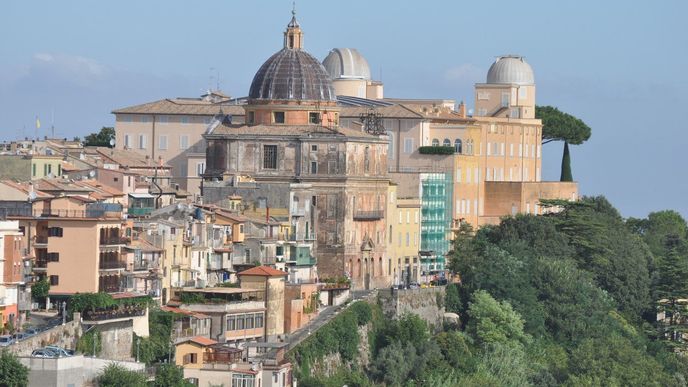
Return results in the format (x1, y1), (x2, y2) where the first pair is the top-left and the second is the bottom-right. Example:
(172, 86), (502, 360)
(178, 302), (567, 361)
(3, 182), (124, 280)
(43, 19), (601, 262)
(322, 48), (372, 80)
(248, 48), (336, 102)
(486, 55), (535, 85)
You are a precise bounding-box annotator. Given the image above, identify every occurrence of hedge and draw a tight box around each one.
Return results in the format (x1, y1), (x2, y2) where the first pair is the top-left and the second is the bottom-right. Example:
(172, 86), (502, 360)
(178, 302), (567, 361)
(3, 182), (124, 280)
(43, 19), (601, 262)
(418, 146), (455, 155)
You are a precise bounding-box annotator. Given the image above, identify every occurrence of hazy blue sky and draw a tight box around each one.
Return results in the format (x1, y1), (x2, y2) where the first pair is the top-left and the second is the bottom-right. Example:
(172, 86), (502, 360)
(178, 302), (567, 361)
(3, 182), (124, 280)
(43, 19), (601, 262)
(1, 1), (686, 218)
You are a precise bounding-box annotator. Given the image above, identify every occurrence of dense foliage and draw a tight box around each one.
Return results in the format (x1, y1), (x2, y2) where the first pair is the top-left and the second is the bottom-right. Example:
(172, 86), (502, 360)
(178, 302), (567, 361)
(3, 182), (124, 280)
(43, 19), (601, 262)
(135, 309), (177, 365)
(535, 105), (591, 145)
(83, 126), (115, 147)
(153, 364), (195, 387)
(418, 146), (455, 155)
(31, 278), (50, 302)
(293, 196), (688, 386)
(0, 350), (29, 387)
(96, 363), (147, 387)
(76, 328), (101, 356)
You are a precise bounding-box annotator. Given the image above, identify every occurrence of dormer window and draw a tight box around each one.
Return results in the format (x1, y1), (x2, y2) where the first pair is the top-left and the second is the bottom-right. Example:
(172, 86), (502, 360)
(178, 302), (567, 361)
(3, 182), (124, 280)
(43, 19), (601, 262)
(309, 112), (320, 124)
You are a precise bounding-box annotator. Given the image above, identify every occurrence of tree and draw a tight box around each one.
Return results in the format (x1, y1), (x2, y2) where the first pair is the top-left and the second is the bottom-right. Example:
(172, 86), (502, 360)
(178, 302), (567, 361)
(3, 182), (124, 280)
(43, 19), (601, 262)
(369, 340), (417, 385)
(83, 127), (115, 147)
(154, 364), (194, 387)
(536, 105), (591, 182)
(467, 290), (530, 347)
(654, 236), (688, 345)
(31, 278), (50, 304)
(0, 350), (29, 387)
(536, 106), (591, 145)
(96, 363), (147, 387)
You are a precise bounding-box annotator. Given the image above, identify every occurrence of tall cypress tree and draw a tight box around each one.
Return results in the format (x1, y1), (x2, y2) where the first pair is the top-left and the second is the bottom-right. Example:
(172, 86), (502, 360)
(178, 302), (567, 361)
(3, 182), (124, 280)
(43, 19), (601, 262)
(560, 141), (573, 182)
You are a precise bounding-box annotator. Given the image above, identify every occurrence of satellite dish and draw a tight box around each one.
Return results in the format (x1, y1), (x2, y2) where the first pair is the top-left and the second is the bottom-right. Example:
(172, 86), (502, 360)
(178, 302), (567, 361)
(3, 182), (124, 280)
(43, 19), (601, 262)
(88, 170), (96, 178)
(109, 138), (115, 147)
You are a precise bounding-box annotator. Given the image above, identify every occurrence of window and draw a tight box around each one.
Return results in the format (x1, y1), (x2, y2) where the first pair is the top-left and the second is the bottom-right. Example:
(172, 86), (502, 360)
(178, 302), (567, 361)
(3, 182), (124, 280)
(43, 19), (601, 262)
(387, 132), (394, 160)
(363, 147), (370, 173)
(431, 138), (439, 147)
(443, 138), (451, 147)
(404, 138), (414, 153)
(501, 143), (505, 156)
(196, 162), (205, 177)
(263, 145), (277, 169)
(158, 135), (168, 150)
(32, 164), (36, 177)
(406, 232), (410, 247)
(179, 135), (189, 150)
(180, 116), (189, 124)
(247, 111), (255, 124)
(311, 144), (318, 152)
(57, 164), (61, 176)
(273, 111), (285, 124)
(236, 315), (244, 330)
(231, 374), (255, 387)
(183, 353), (198, 365)
(308, 112), (320, 124)
(124, 134), (131, 148)
(454, 139), (462, 154)
(389, 225), (393, 243)
(227, 315), (236, 331)
(138, 134), (147, 149)
(49, 275), (59, 286)
(255, 313), (264, 328)
(48, 227), (63, 237)
(537, 145), (541, 158)
(48, 253), (59, 262)
(310, 161), (317, 174)
(245, 314), (254, 329)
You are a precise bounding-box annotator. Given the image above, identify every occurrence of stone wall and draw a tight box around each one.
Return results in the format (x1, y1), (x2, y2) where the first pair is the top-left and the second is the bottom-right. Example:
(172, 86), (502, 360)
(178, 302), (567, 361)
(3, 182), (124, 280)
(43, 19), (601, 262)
(19, 354), (145, 387)
(10, 314), (82, 356)
(377, 286), (445, 330)
(96, 319), (135, 361)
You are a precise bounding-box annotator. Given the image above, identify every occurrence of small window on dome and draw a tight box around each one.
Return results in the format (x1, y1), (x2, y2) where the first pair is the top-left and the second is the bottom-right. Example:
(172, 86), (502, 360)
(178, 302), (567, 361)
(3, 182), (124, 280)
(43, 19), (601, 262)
(273, 112), (285, 124)
(309, 112), (321, 125)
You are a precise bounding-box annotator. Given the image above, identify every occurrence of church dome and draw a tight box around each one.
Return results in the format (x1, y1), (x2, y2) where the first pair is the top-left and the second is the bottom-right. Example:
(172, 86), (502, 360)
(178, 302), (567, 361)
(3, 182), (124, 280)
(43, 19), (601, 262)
(486, 55), (535, 85)
(322, 48), (372, 80)
(249, 49), (336, 101)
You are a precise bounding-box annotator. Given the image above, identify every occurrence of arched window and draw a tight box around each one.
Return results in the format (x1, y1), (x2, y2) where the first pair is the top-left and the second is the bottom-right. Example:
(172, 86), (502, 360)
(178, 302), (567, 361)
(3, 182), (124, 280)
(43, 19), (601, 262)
(454, 139), (462, 154)
(443, 138), (451, 147)
(432, 139), (439, 147)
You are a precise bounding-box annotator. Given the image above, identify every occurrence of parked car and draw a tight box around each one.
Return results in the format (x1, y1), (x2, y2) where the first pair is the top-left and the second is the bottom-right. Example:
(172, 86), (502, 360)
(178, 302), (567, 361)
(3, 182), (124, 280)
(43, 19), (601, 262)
(44, 346), (73, 357)
(12, 332), (27, 341)
(24, 328), (39, 336)
(408, 282), (420, 289)
(31, 349), (59, 358)
(0, 335), (15, 346)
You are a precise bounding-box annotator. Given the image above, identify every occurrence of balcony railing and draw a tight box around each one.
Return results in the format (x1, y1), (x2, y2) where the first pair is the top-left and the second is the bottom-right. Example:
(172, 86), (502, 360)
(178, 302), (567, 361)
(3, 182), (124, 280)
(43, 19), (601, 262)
(353, 210), (384, 220)
(128, 207), (154, 217)
(288, 233), (316, 242)
(99, 260), (127, 270)
(203, 351), (242, 364)
(100, 237), (129, 245)
(2, 208), (121, 219)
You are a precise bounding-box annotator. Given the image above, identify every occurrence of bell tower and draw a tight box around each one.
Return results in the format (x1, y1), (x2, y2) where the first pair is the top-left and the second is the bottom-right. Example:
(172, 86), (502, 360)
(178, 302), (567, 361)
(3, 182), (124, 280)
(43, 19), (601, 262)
(284, 5), (303, 50)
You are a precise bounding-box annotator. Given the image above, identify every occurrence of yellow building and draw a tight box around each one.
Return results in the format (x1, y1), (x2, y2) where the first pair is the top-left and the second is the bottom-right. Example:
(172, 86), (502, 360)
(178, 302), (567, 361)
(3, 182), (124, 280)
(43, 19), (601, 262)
(386, 184), (421, 285)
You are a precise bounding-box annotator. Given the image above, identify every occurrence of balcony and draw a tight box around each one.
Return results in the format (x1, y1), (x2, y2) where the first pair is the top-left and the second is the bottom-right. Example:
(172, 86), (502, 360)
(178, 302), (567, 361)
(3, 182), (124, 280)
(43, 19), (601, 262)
(35, 235), (48, 246)
(203, 348), (243, 364)
(128, 207), (154, 217)
(99, 260), (127, 270)
(288, 233), (316, 242)
(353, 210), (384, 221)
(100, 237), (129, 245)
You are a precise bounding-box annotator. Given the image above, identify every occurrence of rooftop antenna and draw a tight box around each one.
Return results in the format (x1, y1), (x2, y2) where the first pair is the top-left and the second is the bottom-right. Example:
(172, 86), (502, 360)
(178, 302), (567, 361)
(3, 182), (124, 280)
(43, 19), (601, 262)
(51, 108), (55, 139)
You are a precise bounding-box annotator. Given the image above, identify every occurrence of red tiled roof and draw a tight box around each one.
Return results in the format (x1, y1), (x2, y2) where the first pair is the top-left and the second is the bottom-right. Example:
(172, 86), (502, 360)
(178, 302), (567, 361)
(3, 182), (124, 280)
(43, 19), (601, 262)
(188, 336), (217, 346)
(161, 306), (210, 319)
(237, 266), (288, 277)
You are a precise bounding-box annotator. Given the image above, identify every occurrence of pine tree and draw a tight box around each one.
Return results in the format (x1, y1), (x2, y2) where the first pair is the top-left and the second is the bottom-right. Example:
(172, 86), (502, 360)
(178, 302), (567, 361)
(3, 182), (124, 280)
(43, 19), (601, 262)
(655, 236), (688, 345)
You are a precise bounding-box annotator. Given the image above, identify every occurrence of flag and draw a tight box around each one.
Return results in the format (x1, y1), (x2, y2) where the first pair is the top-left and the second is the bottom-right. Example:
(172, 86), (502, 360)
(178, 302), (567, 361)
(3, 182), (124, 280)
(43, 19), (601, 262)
(36, 116), (41, 129)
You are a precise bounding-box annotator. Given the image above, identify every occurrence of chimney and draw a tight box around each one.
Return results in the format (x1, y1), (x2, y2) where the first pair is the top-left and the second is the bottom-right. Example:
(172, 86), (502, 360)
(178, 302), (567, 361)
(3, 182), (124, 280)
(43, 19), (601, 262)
(457, 101), (466, 118)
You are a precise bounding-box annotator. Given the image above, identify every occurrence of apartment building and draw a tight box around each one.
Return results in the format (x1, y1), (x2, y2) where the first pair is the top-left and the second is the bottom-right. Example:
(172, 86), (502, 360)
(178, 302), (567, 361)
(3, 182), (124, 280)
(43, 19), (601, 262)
(386, 184), (422, 285)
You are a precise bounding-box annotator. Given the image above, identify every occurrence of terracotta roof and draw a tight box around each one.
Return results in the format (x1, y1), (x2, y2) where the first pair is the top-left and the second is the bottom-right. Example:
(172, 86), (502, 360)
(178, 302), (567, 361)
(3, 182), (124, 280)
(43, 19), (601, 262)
(112, 98), (245, 116)
(0, 180), (52, 198)
(128, 238), (164, 252)
(238, 266), (288, 277)
(161, 306), (210, 319)
(189, 336), (217, 346)
(209, 123), (378, 140)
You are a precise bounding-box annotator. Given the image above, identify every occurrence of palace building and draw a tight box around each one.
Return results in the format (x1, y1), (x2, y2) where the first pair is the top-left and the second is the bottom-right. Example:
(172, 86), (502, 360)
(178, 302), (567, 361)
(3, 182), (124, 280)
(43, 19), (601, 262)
(202, 11), (393, 290)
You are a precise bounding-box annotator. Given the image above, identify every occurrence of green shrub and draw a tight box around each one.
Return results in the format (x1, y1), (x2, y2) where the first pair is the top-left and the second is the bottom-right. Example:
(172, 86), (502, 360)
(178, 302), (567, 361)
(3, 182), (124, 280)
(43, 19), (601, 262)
(418, 146), (454, 155)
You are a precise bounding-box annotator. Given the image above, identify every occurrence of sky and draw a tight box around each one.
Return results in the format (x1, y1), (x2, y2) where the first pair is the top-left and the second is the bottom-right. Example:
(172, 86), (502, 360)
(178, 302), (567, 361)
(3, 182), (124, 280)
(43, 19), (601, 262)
(1, 0), (687, 219)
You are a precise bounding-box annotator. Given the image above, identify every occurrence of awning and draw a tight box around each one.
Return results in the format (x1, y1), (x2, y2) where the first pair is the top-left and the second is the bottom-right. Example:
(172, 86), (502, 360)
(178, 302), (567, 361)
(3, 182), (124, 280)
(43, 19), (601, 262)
(129, 193), (155, 199)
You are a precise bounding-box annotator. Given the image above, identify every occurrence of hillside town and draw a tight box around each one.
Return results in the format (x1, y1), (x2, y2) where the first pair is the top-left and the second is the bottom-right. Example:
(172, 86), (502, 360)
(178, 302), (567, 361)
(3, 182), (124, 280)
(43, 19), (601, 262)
(1, 8), (588, 387)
